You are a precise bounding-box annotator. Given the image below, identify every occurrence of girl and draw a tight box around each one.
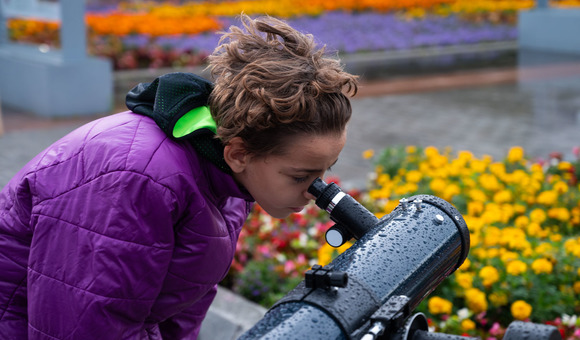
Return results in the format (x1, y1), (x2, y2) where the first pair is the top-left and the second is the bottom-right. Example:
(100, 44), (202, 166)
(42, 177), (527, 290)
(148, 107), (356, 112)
(0, 14), (358, 339)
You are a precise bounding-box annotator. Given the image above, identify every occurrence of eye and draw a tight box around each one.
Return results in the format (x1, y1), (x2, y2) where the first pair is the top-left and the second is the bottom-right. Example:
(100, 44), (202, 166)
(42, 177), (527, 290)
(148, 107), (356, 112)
(293, 176), (308, 184)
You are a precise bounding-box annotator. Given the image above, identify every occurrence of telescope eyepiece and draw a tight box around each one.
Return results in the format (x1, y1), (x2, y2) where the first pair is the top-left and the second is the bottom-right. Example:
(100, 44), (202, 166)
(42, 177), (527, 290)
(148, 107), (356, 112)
(307, 178), (380, 246)
(308, 177), (327, 199)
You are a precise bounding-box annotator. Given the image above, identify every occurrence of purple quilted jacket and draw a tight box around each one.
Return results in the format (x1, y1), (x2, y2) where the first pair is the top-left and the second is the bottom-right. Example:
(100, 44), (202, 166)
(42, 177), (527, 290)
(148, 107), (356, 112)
(0, 108), (253, 339)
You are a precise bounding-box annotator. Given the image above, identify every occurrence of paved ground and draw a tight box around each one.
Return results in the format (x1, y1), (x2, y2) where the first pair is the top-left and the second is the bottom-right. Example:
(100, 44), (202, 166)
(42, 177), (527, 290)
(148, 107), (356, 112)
(1, 54), (580, 338)
(337, 62), (580, 189)
(3, 61), (579, 190)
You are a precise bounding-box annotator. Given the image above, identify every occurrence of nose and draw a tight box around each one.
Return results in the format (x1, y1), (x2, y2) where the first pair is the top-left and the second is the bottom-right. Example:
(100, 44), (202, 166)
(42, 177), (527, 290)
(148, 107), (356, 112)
(304, 190), (317, 201)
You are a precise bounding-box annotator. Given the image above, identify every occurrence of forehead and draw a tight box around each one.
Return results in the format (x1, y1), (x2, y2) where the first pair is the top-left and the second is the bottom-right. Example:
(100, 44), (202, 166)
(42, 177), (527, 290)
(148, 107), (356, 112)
(272, 132), (346, 168)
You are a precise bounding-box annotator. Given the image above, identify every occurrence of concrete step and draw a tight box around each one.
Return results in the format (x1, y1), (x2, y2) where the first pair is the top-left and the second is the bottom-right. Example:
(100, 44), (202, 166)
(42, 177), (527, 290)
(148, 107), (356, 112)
(199, 287), (267, 340)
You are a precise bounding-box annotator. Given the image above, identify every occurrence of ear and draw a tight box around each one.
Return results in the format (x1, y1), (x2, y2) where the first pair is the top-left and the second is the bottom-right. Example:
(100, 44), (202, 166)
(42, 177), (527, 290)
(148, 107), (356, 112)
(224, 137), (249, 173)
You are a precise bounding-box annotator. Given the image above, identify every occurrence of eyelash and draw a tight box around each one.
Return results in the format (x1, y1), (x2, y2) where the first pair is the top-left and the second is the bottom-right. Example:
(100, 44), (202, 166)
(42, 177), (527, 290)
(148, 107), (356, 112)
(293, 167), (333, 184)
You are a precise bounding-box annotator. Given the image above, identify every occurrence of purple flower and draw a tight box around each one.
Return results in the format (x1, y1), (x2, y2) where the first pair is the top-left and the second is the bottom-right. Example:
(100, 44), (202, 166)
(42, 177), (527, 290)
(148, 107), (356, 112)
(112, 11), (517, 57)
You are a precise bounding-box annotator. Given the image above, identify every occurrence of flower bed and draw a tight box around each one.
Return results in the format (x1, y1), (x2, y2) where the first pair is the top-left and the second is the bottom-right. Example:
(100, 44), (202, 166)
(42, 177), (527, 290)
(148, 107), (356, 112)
(225, 145), (580, 339)
(11, 0), (580, 70)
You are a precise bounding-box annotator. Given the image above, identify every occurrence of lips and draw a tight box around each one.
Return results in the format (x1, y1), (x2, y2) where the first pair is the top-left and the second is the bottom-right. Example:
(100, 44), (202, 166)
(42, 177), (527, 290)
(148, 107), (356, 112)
(290, 207), (305, 213)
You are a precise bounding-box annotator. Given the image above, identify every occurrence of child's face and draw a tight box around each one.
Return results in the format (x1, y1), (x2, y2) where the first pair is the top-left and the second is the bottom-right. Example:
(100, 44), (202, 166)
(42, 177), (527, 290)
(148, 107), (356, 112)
(233, 131), (346, 219)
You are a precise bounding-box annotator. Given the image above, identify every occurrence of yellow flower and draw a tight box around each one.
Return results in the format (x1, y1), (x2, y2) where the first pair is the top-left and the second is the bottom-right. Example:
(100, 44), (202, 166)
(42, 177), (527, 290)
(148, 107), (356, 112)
(479, 266), (500, 286)
(469, 189), (487, 202)
(424, 146), (440, 158)
(428, 296), (453, 315)
(458, 150), (473, 162)
(536, 190), (558, 205)
(458, 258), (471, 271)
(550, 234), (562, 242)
(383, 200), (400, 214)
(405, 170), (422, 183)
(564, 239), (579, 255)
(483, 226), (501, 246)
(465, 288), (488, 314)
(317, 242), (352, 266)
(470, 159), (487, 173)
(514, 215), (529, 228)
(507, 146), (524, 162)
(493, 190), (513, 204)
(535, 242), (554, 256)
(506, 260), (527, 276)
(548, 207), (570, 222)
(455, 272), (474, 289)
(511, 300), (532, 320)
(530, 209), (547, 224)
(362, 149), (374, 159)
(442, 183), (461, 201)
(508, 237), (531, 251)
(467, 201), (484, 216)
(472, 248), (488, 260)
(487, 248), (500, 259)
(574, 282), (580, 294)
(430, 178), (447, 193)
(526, 222), (542, 237)
(531, 258), (553, 275)
(553, 180), (569, 194)
(479, 173), (500, 191)
(461, 319), (476, 331)
(481, 204), (502, 224)
(405, 145), (417, 154)
(558, 161), (572, 171)
(500, 251), (518, 262)
(377, 173), (391, 186)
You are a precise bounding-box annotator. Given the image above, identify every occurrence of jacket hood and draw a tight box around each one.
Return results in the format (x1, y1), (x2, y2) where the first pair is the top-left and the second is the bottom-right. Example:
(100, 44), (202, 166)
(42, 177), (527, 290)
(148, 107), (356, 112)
(126, 72), (232, 174)
(126, 72), (216, 140)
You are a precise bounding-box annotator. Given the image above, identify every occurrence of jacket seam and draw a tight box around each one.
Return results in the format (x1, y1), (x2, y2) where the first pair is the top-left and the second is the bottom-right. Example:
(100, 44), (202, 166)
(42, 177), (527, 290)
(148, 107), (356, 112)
(0, 277), (26, 322)
(27, 266), (158, 302)
(32, 213), (174, 250)
(22, 119), (134, 193)
(165, 268), (218, 286)
(126, 117), (143, 169)
(34, 170), (178, 209)
(27, 322), (61, 340)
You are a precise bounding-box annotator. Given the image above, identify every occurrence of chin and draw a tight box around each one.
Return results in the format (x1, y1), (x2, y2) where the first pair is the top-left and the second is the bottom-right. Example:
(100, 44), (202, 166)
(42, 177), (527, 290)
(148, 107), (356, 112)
(271, 212), (291, 219)
(263, 208), (291, 220)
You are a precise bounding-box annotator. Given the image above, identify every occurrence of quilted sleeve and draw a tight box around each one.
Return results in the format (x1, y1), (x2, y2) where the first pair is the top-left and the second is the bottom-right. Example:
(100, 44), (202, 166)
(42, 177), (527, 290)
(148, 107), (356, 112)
(26, 170), (178, 339)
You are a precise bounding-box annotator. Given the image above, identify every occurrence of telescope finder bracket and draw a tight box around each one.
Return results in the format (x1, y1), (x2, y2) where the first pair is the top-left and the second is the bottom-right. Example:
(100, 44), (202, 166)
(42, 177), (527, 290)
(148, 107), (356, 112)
(305, 264), (348, 290)
(362, 295), (411, 340)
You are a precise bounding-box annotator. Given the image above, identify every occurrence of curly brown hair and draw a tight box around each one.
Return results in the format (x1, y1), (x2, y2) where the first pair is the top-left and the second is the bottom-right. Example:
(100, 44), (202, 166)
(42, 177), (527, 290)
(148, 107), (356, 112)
(207, 14), (358, 157)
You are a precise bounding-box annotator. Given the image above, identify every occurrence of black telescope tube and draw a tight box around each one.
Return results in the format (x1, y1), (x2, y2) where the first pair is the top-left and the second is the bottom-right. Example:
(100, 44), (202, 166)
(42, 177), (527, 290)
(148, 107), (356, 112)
(239, 192), (470, 340)
(308, 178), (380, 242)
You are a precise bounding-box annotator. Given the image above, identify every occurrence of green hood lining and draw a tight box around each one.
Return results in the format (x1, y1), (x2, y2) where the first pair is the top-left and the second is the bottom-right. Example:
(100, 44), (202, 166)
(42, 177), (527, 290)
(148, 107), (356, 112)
(172, 105), (217, 139)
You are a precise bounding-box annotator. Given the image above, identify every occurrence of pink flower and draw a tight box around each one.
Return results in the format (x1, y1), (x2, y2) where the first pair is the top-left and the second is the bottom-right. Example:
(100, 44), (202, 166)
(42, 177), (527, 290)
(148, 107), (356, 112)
(257, 245), (270, 256)
(476, 312), (488, 326)
(283, 260), (296, 274)
(488, 322), (502, 336)
(574, 146), (580, 157)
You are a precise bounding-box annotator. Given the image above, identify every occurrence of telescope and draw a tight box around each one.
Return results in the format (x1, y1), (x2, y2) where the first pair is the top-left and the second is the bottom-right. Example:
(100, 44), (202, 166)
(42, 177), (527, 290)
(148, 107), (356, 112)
(238, 178), (561, 340)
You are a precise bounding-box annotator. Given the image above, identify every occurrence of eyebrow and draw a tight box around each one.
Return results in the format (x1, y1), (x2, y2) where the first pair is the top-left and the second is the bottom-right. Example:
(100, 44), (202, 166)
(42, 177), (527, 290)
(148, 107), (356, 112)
(289, 159), (339, 173)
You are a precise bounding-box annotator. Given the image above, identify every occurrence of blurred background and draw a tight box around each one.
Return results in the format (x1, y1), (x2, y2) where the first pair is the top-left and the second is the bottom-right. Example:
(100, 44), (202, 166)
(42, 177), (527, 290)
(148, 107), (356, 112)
(1, 0), (579, 188)
(1, 1), (580, 339)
